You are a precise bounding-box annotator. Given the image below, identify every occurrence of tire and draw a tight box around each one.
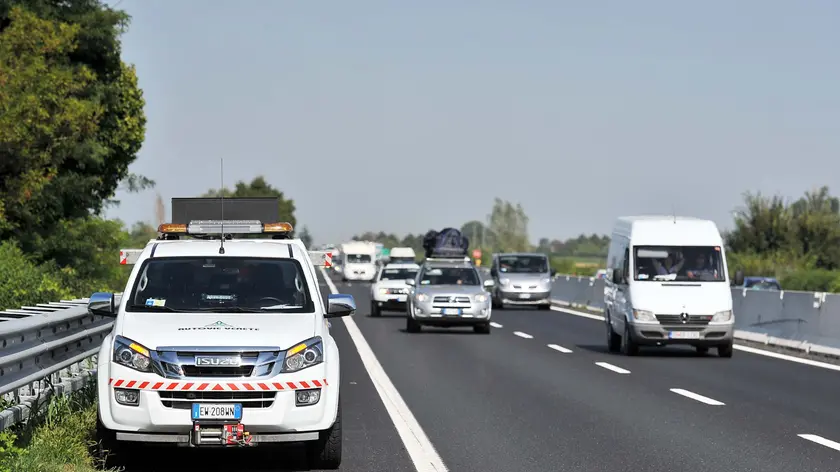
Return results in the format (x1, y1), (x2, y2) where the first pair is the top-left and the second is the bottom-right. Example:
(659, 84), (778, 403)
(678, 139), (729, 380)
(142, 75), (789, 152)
(718, 342), (734, 358)
(307, 399), (342, 469)
(538, 303), (551, 311)
(406, 316), (421, 333)
(695, 346), (709, 355)
(370, 302), (381, 317)
(621, 321), (639, 356)
(605, 313), (621, 353)
(95, 418), (132, 469)
(474, 323), (491, 334)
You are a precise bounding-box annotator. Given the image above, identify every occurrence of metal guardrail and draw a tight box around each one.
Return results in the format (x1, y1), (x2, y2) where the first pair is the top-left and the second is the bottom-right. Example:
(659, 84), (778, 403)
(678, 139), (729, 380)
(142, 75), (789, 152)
(550, 275), (840, 359)
(0, 295), (119, 430)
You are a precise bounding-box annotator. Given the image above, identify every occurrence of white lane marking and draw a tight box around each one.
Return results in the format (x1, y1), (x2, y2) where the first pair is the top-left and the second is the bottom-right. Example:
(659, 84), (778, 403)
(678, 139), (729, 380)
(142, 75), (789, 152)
(550, 302), (840, 373)
(547, 344), (572, 353)
(320, 268), (448, 472)
(490, 322), (503, 328)
(798, 434), (840, 452)
(595, 362), (630, 374)
(669, 388), (725, 406)
(513, 331), (533, 339)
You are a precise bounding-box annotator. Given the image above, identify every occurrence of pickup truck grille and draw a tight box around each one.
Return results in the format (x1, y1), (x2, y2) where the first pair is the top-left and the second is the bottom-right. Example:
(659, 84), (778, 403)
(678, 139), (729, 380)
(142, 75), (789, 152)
(180, 366), (255, 377)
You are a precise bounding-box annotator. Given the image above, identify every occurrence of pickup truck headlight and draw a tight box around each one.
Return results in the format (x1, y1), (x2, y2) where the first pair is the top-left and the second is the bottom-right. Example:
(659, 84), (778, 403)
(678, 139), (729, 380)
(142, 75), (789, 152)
(474, 294), (488, 303)
(712, 310), (733, 322)
(113, 336), (152, 373)
(282, 337), (323, 373)
(632, 309), (657, 322)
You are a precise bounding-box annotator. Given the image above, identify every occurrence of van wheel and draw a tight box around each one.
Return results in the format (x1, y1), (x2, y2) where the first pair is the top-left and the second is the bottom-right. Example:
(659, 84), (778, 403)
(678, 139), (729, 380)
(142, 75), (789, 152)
(370, 302), (381, 317)
(718, 342), (734, 358)
(307, 400), (342, 469)
(538, 303), (551, 310)
(605, 314), (621, 353)
(406, 316), (421, 333)
(621, 322), (639, 356)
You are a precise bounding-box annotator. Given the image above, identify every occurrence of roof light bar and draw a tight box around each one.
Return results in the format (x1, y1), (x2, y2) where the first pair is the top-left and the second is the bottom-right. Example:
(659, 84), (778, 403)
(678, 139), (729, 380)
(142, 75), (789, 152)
(157, 220), (294, 236)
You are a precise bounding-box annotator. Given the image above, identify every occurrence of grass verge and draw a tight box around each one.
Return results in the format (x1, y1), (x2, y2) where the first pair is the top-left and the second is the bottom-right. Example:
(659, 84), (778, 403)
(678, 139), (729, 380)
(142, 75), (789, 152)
(0, 379), (117, 472)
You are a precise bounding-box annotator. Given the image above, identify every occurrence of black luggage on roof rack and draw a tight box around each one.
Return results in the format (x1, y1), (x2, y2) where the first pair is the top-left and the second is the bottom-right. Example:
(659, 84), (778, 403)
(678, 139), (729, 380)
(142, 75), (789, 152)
(422, 228), (469, 258)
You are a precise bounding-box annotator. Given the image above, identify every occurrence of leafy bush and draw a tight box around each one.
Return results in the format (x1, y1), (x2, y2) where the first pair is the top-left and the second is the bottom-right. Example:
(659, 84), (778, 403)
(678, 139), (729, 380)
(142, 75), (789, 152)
(0, 241), (73, 311)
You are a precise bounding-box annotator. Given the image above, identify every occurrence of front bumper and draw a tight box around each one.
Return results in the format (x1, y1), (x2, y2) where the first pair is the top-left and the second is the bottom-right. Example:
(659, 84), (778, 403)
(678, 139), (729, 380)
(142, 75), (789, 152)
(373, 293), (408, 310)
(98, 363), (337, 443)
(343, 271), (374, 281)
(628, 322), (734, 346)
(497, 289), (552, 305)
(410, 300), (491, 325)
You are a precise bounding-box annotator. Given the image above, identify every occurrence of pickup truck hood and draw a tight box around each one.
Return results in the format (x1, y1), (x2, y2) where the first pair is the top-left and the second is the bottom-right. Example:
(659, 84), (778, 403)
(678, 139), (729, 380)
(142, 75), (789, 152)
(117, 313), (316, 350)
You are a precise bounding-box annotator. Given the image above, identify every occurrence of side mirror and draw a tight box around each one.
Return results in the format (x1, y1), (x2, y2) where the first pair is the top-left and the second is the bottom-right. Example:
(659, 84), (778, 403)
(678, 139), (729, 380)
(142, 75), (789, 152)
(483, 279), (495, 288)
(326, 294), (356, 318)
(550, 269), (557, 277)
(88, 292), (116, 317)
(733, 269), (745, 287)
(405, 278), (416, 286)
(612, 268), (624, 283)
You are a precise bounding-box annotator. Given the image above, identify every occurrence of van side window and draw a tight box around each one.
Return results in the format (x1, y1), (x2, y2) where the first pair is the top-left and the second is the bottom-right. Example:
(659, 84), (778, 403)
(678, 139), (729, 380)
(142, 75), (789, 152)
(622, 247), (630, 279)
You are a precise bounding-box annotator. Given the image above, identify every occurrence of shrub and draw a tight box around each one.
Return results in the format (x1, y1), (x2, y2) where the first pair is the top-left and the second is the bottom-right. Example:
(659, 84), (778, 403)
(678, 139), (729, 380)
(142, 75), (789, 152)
(0, 241), (73, 311)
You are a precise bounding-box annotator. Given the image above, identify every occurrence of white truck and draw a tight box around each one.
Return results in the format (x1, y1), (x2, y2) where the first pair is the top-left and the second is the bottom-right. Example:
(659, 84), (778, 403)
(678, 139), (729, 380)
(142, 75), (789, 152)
(388, 247), (416, 264)
(339, 241), (377, 282)
(90, 217), (354, 469)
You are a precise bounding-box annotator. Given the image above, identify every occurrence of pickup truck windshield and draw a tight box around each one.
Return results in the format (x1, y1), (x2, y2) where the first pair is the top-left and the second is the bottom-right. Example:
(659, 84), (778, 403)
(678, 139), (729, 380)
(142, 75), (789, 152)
(419, 267), (480, 286)
(126, 257), (315, 313)
(498, 255), (549, 273)
(633, 246), (725, 282)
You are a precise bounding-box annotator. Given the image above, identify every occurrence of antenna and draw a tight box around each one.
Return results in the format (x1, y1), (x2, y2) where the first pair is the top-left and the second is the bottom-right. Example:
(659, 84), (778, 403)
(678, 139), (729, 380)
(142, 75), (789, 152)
(219, 158), (226, 254)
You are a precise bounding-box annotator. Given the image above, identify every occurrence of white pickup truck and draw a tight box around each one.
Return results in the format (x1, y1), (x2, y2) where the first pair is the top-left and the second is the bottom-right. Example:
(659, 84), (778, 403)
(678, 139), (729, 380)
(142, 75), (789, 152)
(91, 219), (351, 469)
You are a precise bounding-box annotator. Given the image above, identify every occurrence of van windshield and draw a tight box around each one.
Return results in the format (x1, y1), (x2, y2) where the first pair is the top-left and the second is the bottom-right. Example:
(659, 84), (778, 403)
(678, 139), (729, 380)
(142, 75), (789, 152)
(633, 246), (725, 282)
(345, 254), (372, 264)
(498, 255), (549, 274)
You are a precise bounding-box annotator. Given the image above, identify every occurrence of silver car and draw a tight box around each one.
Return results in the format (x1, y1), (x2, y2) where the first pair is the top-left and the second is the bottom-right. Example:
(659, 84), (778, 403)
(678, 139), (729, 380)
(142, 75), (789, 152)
(490, 253), (555, 310)
(405, 257), (495, 333)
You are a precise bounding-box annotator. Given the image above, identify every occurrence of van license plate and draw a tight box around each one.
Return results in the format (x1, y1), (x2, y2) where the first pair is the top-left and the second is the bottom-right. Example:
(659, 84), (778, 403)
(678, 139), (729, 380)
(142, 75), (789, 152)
(192, 403), (242, 421)
(668, 331), (700, 340)
(442, 308), (461, 315)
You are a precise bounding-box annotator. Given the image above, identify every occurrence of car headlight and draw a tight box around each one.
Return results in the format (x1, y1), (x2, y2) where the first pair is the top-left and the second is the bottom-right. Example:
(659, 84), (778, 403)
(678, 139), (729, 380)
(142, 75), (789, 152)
(712, 310), (733, 322)
(282, 337), (323, 373)
(541, 277), (551, 285)
(378, 288), (388, 294)
(474, 294), (488, 303)
(632, 309), (657, 322)
(500, 278), (510, 286)
(415, 293), (429, 302)
(113, 336), (152, 373)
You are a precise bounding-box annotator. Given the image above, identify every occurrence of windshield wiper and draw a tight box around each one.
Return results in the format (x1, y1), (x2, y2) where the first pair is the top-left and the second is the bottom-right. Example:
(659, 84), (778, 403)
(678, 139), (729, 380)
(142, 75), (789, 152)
(652, 274), (678, 281)
(128, 305), (185, 312)
(196, 306), (264, 313)
(260, 304), (304, 311)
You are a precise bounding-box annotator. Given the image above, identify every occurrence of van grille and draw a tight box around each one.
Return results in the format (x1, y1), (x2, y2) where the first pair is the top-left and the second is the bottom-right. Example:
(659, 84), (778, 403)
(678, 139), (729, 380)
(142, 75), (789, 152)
(655, 314), (712, 325)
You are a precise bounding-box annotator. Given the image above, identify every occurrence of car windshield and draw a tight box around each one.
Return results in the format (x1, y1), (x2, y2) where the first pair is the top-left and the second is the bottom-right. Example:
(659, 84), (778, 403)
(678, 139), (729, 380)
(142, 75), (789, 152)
(419, 267), (480, 286)
(633, 246), (725, 282)
(126, 257), (314, 313)
(498, 255), (549, 274)
(379, 268), (418, 281)
(346, 254), (372, 264)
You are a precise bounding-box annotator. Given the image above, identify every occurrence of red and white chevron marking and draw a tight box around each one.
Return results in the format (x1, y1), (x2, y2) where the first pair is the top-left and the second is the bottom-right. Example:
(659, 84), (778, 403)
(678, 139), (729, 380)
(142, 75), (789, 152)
(109, 378), (327, 391)
(324, 252), (332, 268)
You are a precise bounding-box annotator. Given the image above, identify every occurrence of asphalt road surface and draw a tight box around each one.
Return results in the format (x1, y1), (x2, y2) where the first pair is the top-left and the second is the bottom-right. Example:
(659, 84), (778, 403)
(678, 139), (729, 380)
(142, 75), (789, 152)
(124, 269), (840, 471)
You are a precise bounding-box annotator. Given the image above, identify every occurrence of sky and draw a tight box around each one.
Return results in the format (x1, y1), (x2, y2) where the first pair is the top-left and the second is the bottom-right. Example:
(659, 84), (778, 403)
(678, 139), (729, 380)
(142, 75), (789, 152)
(103, 0), (840, 245)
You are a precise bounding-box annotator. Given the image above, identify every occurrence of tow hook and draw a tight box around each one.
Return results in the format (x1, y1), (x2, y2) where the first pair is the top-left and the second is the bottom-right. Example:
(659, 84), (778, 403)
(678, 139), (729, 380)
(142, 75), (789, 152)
(192, 423), (253, 446)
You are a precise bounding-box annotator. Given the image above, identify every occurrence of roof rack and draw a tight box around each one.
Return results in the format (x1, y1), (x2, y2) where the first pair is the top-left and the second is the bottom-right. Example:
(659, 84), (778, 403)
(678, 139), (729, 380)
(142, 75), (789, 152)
(156, 220), (293, 240)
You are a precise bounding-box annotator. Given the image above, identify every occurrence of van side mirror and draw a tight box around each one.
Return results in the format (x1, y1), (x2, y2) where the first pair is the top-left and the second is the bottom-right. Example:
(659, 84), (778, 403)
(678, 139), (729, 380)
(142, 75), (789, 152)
(733, 269), (745, 287)
(550, 269), (557, 277)
(612, 268), (624, 283)
(88, 292), (117, 317)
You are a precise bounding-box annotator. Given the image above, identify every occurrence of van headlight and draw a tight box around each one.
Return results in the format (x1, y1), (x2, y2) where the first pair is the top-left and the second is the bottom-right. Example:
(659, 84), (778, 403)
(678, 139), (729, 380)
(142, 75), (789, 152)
(500, 278), (510, 286)
(632, 309), (657, 322)
(474, 294), (488, 303)
(712, 310), (733, 322)
(282, 337), (323, 373)
(541, 277), (551, 285)
(113, 336), (152, 373)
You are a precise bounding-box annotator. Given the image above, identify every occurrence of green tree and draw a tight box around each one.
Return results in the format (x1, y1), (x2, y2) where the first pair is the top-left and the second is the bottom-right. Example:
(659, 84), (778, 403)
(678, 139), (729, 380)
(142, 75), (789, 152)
(202, 176), (297, 229)
(298, 225), (313, 248)
(0, 3), (151, 265)
(487, 198), (531, 252)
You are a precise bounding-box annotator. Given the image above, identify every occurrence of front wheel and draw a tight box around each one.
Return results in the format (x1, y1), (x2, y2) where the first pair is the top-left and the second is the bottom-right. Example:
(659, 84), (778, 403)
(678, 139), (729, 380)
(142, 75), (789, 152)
(474, 323), (491, 334)
(406, 316), (422, 333)
(718, 342), (734, 358)
(538, 303), (551, 311)
(306, 400), (342, 469)
(621, 321), (639, 356)
(95, 418), (133, 469)
(370, 302), (381, 317)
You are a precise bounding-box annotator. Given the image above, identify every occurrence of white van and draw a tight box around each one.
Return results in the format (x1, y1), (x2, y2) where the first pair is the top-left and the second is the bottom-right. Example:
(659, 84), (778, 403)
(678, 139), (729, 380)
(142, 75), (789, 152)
(388, 247), (416, 264)
(603, 216), (743, 358)
(340, 241), (377, 282)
